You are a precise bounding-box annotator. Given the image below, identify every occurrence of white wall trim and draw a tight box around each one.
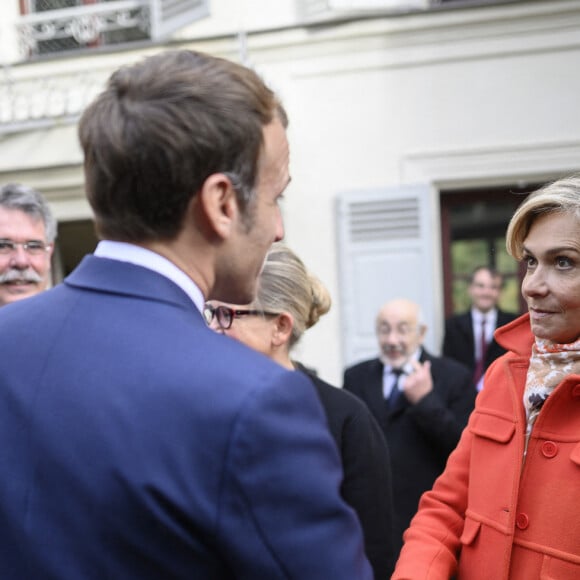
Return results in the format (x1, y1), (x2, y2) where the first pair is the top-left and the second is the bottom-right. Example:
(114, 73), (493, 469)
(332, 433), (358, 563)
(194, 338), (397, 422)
(261, 0), (580, 75)
(400, 139), (580, 188)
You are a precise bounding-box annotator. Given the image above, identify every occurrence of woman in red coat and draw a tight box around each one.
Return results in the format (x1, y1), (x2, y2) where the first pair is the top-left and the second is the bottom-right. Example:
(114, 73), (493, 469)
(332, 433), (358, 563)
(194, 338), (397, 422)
(393, 175), (580, 579)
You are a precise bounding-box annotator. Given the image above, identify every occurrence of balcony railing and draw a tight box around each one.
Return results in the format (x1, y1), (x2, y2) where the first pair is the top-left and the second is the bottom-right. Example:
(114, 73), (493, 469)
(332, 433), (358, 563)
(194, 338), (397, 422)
(18, 0), (208, 58)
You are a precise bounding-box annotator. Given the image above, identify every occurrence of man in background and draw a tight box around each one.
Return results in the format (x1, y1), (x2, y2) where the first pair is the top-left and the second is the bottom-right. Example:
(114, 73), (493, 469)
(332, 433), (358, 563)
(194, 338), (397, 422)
(0, 183), (55, 307)
(0, 50), (371, 579)
(443, 266), (518, 390)
(343, 298), (474, 558)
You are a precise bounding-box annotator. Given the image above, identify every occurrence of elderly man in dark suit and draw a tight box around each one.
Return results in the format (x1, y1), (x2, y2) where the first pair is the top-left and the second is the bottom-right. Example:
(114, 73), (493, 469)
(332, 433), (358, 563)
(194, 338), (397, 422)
(443, 266), (518, 391)
(343, 298), (475, 560)
(0, 50), (372, 580)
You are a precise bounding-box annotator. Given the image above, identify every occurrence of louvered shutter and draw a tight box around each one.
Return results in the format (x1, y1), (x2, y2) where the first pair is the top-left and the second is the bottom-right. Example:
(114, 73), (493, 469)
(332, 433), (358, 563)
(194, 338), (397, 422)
(336, 184), (438, 366)
(301, 0), (428, 19)
(149, 0), (209, 40)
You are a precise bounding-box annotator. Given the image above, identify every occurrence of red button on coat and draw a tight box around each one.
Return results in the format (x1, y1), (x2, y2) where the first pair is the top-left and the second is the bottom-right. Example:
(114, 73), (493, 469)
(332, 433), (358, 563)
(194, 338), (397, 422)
(516, 513), (529, 530)
(541, 441), (558, 458)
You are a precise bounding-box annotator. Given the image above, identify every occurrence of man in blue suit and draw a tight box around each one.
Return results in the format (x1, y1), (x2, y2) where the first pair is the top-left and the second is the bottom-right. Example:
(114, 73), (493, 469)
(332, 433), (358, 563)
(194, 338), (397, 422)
(0, 50), (372, 579)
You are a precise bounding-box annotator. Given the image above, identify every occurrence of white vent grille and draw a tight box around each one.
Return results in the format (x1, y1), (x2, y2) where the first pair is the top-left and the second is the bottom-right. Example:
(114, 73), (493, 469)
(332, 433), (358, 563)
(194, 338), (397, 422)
(348, 197), (420, 242)
(150, 0), (209, 39)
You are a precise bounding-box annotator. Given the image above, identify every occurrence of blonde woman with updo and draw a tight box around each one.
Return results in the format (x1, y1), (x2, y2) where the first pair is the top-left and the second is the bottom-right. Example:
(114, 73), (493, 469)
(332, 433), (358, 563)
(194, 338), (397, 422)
(205, 242), (395, 579)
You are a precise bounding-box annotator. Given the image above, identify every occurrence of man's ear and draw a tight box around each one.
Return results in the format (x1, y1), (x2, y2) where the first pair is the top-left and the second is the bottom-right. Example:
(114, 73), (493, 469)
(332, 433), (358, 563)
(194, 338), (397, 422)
(198, 173), (238, 240)
(272, 312), (293, 347)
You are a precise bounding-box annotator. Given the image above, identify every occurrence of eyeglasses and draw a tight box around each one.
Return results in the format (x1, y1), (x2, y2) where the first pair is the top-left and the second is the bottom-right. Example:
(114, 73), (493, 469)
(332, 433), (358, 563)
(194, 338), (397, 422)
(203, 304), (278, 330)
(377, 324), (419, 338)
(0, 239), (51, 256)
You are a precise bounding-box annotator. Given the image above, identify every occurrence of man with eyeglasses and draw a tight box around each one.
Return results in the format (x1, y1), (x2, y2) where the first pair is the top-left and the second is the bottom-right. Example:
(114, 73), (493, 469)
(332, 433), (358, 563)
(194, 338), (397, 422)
(343, 298), (475, 562)
(0, 183), (56, 307)
(0, 51), (371, 580)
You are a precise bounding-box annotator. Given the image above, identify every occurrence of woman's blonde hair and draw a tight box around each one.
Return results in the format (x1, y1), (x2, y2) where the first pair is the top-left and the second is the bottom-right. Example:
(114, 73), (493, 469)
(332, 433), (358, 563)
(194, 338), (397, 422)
(254, 243), (331, 347)
(506, 174), (580, 259)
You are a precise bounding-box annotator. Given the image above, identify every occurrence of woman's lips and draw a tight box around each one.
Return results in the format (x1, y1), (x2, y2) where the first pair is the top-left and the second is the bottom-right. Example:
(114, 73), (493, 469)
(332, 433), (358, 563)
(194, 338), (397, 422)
(529, 308), (554, 320)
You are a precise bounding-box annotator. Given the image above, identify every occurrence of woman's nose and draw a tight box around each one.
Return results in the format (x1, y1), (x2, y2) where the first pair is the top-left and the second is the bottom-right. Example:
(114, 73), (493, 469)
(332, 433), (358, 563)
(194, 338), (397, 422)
(522, 269), (548, 298)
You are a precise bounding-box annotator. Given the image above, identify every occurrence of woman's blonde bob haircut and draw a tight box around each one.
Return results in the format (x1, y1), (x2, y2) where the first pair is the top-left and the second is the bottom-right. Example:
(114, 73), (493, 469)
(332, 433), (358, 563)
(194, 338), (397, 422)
(506, 174), (580, 260)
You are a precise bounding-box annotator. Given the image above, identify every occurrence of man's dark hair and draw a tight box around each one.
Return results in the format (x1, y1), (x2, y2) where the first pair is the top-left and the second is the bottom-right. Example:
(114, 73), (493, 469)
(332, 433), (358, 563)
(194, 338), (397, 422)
(79, 49), (285, 242)
(470, 265), (502, 283)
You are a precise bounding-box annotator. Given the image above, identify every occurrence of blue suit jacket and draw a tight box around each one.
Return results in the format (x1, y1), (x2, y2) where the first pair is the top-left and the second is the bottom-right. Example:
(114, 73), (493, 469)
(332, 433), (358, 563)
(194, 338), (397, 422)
(0, 255), (371, 579)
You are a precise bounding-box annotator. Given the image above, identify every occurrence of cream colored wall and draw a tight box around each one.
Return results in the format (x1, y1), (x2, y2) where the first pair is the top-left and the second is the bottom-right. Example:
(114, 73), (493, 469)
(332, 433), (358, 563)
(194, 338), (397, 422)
(176, 0), (299, 39)
(1, 0), (580, 384)
(237, 2), (580, 384)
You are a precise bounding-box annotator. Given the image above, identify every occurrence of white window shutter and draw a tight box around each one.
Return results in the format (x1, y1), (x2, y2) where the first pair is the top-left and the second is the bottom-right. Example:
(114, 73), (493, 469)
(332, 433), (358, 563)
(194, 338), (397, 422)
(149, 0), (209, 40)
(336, 184), (437, 367)
(301, 0), (428, 19)
(328, 0), (427, 8)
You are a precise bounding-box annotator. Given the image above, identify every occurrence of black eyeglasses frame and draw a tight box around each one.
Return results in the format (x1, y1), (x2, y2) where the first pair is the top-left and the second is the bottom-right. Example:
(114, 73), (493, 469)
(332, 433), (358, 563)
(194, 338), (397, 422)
(203, 304), (279, 330)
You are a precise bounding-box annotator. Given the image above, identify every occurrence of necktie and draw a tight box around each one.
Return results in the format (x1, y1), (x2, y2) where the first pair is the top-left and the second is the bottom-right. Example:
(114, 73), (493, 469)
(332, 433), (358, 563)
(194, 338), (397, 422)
(473, 319), (488, 385)
(388, 368), (404, 409)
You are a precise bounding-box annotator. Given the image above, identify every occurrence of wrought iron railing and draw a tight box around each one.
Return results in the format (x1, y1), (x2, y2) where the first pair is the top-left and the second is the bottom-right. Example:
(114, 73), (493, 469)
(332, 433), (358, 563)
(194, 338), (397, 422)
(18, 0), (150, 57)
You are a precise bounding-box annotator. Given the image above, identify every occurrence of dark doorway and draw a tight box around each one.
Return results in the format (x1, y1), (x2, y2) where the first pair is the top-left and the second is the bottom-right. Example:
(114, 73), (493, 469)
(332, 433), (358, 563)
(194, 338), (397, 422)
(440, 183), (540, 319)
(53, 219), (99, 283)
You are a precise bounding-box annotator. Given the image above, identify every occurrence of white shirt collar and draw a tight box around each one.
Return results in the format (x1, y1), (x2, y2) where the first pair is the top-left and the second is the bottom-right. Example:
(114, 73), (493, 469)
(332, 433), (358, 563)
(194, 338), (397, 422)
(471, 308), (498, 343)
(471, 307), (498, 326)
(381, 348), (421, 376)
(94, 240), (204, 313)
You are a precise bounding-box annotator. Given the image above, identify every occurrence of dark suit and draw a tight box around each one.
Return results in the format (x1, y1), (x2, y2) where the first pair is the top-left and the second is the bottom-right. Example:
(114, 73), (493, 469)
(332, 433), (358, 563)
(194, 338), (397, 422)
(299, 367), (395, 579)
(0, 255), (371, 580)
(442, 309), (518, 377)
(343, 348), (475, 558)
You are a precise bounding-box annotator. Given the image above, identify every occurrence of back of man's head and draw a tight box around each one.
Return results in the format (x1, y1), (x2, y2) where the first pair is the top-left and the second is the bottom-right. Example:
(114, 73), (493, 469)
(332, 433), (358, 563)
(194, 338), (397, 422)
(79, 49), (286, 244)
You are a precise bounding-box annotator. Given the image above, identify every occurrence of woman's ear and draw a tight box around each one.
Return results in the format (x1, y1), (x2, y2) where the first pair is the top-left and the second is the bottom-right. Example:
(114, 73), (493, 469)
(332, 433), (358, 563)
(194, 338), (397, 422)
(272, 312), (293, 347)
(197, 173), (238, 240)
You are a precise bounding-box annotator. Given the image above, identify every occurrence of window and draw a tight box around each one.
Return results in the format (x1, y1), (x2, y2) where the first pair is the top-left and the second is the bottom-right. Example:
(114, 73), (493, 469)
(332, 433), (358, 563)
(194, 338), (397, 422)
(18, 0), (209, 58)
(440, 184), (538, 317)
(52, 219), (99, 284)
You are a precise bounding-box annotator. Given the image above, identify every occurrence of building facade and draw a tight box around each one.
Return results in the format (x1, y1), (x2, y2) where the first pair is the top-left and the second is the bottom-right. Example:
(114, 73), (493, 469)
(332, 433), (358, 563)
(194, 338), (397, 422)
(1, 0), (579, 383)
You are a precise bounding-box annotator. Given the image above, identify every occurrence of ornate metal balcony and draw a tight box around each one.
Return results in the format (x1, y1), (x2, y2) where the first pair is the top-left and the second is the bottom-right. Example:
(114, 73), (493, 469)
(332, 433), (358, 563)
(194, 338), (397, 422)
(18, 1), (149, 56)
(18, 0), (209, 57)
(2, 0), (208, 134)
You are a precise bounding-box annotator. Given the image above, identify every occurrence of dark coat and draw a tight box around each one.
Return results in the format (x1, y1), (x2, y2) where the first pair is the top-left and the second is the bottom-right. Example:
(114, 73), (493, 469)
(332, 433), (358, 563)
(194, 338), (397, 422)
(0, 255), (372, 580)
(343, 348), (475, 557)
(442, 309), (518, 375)
(298, 367), (396, 579)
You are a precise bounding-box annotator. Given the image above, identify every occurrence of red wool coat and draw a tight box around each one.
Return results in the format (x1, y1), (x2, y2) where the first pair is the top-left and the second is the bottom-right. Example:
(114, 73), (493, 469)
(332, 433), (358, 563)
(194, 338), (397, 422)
(393, 314), (580, 580)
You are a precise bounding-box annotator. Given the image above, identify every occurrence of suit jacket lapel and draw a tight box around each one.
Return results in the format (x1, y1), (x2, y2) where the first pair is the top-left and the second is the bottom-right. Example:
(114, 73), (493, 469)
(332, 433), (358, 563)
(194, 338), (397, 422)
(365, 360), (391, 427)
(459, 312), (475, 348)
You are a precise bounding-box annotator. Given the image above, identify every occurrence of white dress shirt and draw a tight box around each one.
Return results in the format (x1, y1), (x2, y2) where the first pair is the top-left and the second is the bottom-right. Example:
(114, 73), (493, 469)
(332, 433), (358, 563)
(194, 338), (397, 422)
(94, 240), (205, 313)
(471, 307), (497, 360)
(381, 349), (421, 399)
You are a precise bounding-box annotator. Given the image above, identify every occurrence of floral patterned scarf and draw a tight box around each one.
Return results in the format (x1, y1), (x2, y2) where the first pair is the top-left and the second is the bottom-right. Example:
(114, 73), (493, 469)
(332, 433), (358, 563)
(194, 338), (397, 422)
(523, 337), (580, 450)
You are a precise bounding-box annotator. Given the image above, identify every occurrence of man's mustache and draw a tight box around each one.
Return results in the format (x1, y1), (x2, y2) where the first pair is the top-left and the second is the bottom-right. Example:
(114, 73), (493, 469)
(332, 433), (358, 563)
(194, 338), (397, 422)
(0, 268), (43, 285)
